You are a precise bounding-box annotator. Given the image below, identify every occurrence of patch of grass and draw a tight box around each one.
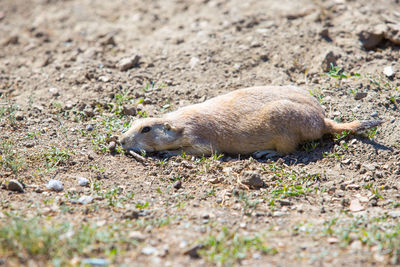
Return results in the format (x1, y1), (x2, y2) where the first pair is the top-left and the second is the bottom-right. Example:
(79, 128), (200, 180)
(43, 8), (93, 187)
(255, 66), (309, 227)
(263, 163), (320, 199)
(302, 140), (320, 153)
(0, 215), (138, 265)
(237, 192), (259, 216)
(366, 127), (379, 140)
(326, 64), (360, 80)
(333, 130), (351, 142)
(296, 215), (400, 264)
(44, 146), (72, 169)
(0, 100), (18, 127)
(198, 226), (277, 265)
(0, 140), (25, 174)
(308, 88), (324, 104)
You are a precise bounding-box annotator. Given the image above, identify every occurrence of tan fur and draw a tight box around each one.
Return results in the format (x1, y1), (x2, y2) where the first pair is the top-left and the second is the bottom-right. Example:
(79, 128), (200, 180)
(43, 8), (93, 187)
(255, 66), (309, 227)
(119, 86), (382, 156)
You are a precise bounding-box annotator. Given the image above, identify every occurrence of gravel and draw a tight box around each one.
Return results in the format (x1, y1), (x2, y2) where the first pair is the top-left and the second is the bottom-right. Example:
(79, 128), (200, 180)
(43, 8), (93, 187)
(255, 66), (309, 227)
(46, 179), (64, 192)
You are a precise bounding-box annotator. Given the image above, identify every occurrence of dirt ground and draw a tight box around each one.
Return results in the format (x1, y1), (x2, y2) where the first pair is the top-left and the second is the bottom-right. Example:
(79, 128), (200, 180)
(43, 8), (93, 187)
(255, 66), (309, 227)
(1, 0), (400, 266)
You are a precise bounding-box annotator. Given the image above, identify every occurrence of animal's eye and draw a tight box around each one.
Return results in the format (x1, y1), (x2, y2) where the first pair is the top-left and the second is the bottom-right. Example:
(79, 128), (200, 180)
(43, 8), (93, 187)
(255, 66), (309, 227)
(141, 126), (151, 133)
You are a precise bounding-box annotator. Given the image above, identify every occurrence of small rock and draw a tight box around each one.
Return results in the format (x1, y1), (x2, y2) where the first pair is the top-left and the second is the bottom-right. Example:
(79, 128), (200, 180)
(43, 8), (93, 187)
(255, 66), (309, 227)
(86, 124), (94, 131)
(184, 244), (203, 258)
(319, 28), (332, 42)
(81, 258), (108, 266)
(78, 195), (93, 205)
(46, 179), (63, 192)
(3, 35), (19, 46)
(121, 209), (139, 220)
(143, 98), (152, 105)
(77, 177), (89, 187)
(24, 141), (35, 148)
(370, 111), (378, 118)
(388, 211), (400, 218)
(48, 87), (59, 97)
(240, 171), (264, 189)
(276, 199), (292, 206)
(363, 163), (376, 171)
(141, 246), (157, 255)
(358, 24), (387, 50)
(98, 76), (110, 82)
(272, 211), (286, 217)
(84, 109), (95, 117)
(321, 50), (341, 72)
(346, 184), (361, 190)
(129, 231), (146, 242)
(349, 198), (364, 212)
(99, 35), (116, 46)
(189, 57), (200, 69)
(327, 237), (339, 244)
(64, 102), (74, 110)
(117, 55), (140, 71)
(384, 23), (400, 45)
(7, 180), (24, 193)
(173, 180), (182, 189)
(108, 141), (116, 152)
(341, 158), (351, 164)
(15, 112), (24, 121)
(122, 106), (137, 116)
(383, 66), (394, 78)
(354, 92), (368, 100)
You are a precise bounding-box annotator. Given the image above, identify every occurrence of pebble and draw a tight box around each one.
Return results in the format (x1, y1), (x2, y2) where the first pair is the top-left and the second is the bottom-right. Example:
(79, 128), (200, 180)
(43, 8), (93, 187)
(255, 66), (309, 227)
(184, 245), (203, 258)
(346, 184), (361, 190)
(46, 179), (63, 192)
(276, 199), (292, 206)
(98, 76), (110, 82)
(388, 211), (400, 218)
(81, 258), (108, 266)
(240, 171), (264, 189)
(78, 195), (93, 205)
(272, 211), (286, 217)
(86, 124), (94, 131)
(129, 231), (146, 242)
(15, 112), (24, 121)
(354, 92), (367, 100)
(7, 180), (24, 193)
(48, 87), (60, 97)
(121, 209), (140, 220)
(173, 180), (182, 189)
(122, 106), (137, 116)
(383, 66), (394, 78)
(189, 57), (200, 69)
(141, 246), (157, 255)
(358, 25), (386, 50)
(78, 177), (90, 187)
(321, 50), (341, 72)
(24, 141), (35, 148)
(117, 55), (140, 71)
(108, 141), (116, 152)
(370, 111), (378, 118)
(3, 35), (19, 45)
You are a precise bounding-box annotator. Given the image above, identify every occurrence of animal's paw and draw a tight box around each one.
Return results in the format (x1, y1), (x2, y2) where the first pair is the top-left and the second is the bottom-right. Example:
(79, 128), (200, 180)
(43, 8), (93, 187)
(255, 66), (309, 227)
(252, 150), (279, 159)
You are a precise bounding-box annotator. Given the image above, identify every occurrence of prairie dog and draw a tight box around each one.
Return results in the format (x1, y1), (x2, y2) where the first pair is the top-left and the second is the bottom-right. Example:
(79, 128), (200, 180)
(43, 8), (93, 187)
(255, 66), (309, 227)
(119, 86), (382, 156)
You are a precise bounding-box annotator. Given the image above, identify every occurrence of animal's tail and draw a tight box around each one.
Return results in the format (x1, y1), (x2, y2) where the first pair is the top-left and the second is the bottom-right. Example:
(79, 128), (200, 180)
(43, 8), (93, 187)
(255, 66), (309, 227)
(324, 119), (383, 134)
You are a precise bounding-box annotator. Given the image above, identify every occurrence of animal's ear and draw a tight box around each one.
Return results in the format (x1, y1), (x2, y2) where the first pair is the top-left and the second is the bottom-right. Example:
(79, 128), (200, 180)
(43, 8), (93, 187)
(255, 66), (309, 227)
(163, 122), (184, 133)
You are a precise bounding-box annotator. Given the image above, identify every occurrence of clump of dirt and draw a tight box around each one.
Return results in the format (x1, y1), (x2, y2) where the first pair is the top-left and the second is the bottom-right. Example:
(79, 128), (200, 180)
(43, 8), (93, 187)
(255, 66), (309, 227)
(1, 0), (400, 266)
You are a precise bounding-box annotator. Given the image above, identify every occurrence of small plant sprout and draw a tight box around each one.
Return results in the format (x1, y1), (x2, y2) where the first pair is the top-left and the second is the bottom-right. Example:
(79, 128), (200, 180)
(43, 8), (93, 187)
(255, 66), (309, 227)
(366, 127), (379, 140)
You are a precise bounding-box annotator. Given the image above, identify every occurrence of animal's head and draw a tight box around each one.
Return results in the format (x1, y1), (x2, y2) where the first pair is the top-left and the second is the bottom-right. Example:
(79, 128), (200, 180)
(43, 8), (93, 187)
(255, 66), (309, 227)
(119, 118), (184, 153)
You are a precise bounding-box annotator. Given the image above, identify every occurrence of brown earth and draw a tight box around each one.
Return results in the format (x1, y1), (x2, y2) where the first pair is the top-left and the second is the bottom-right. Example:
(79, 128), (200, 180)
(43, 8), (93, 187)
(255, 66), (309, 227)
(1, 0), (400, 266)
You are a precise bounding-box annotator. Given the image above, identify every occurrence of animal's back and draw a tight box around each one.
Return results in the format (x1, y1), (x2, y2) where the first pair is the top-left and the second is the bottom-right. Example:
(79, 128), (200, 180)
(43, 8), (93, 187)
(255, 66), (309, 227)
(165, 86), (326, 154)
